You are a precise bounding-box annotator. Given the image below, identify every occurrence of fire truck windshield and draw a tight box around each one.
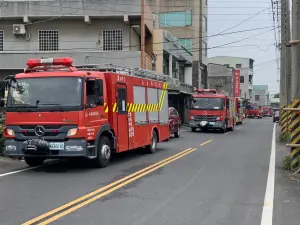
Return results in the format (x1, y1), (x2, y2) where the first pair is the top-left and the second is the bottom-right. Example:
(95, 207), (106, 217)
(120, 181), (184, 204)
(7, 77), (82, 111)
(191, 97), (224, 110)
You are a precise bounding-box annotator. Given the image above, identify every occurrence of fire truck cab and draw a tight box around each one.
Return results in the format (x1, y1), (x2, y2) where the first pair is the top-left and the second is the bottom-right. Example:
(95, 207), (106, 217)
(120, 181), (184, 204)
(189, 89), (236, 133)
(262, 105), (272, 117)
(1, 57), (170, 167)
(247, 103), (263, 118)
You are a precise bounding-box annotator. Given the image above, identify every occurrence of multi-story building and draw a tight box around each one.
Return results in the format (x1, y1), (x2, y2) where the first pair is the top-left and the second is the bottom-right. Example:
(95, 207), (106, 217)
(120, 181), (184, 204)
(149, 0), (208, 89)
(253, 85), (269, 106)
(208, 56), (254, 100)
(207, 63), (235, 95)
(153, 29), (193, 122)
(0, 0), (156, 79)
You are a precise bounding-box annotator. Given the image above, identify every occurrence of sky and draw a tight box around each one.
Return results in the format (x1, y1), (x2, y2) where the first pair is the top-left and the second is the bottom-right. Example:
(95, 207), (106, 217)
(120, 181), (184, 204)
(208, 0), (280, 94)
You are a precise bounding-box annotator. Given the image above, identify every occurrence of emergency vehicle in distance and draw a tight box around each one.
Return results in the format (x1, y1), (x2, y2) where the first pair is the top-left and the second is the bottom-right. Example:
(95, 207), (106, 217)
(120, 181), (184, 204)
(1, 57), (170, 168)
(246, 103), (263, 118)
(189, 89), (236, 133)
(262, 105), (273, 117)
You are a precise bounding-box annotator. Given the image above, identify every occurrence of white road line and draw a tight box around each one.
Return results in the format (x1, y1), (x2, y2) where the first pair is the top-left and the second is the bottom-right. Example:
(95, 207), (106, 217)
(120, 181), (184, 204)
(0, 166), (39, 178)
(0, 160), (58, 178)
(224, 132), (230, 135)
(261, 123), (276, 225)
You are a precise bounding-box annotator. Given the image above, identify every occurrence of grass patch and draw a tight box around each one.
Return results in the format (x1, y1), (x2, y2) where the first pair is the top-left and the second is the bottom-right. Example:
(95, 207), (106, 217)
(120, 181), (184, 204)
(283, 155), (292, 170)
(280, 132), (291, 143)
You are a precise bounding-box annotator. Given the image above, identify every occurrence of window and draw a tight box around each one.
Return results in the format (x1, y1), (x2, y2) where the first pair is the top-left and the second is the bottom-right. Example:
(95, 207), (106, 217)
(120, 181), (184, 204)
(178, 38), (192, 51)
(103, 29), (123, 51)
(179, 66), (185, 82)
(38, 30), (59, 51)
(0, 30), (3, 51)
(240, 76), (244, 83)
(86, 80), (96, 108)
(203, 15), (207, 32)
(117, 87), (127, 114)
(203, 41), (207, 57)
(236, 64), (242, 68)
(255, 95), (260, 101)
(159, 11), (192, 27)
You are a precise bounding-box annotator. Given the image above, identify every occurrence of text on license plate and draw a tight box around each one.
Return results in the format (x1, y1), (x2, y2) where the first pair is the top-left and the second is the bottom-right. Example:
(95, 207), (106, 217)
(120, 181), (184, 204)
(49, 142), (65, 150)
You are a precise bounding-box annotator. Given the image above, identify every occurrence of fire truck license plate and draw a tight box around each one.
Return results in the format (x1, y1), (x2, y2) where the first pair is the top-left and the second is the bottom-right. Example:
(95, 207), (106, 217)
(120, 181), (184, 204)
(49, 142), (65, 150)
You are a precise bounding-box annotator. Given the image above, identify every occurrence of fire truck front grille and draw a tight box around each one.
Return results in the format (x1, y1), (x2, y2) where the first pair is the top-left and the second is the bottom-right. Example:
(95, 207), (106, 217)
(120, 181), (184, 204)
(194, 116), (217, 121)
(20, 125), (62, 129)
(8, 125), (78, 141)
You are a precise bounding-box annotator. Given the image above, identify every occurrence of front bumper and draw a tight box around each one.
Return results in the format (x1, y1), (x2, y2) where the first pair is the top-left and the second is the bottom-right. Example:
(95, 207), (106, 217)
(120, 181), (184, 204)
(4, 138), (90, 158)
(189, 120), (225, 129)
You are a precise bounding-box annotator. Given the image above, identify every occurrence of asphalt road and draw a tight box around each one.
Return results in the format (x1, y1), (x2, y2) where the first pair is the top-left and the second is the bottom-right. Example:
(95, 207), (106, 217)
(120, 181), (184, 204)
(0, 118), (281, 225)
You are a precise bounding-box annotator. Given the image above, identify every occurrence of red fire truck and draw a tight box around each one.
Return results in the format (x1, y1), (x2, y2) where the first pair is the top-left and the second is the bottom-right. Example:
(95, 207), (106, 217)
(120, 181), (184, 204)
(262, 105), (272, 117)
(1, 57), (170, 167)
(246, 103), (263, 118)
(189, 89), (236, 133)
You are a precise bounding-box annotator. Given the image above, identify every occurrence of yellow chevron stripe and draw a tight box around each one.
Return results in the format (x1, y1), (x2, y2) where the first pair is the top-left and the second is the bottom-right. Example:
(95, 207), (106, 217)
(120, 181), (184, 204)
(113, 103), (117, 112)
(159, 83), (168, 111)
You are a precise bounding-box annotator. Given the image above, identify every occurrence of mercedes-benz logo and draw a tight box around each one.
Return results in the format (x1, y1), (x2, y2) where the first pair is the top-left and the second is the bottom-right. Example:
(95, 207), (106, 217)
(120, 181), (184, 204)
(35, 125), (45, 137)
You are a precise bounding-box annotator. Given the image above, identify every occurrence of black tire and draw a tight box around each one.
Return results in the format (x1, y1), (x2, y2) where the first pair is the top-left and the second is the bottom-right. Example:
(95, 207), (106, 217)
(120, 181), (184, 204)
(145, 130), (158, 154)
(174, 126), (180, 138)
(93, 136), (112, 168)
(24, 157), (45, 167)
(191, 128), (197, 132)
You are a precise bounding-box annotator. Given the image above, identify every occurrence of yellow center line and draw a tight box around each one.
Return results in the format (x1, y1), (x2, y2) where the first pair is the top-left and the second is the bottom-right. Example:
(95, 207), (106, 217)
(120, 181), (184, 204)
(36, 148), (198, 225)
(22, 147), (194, 225)
(199, 140), (213, 146)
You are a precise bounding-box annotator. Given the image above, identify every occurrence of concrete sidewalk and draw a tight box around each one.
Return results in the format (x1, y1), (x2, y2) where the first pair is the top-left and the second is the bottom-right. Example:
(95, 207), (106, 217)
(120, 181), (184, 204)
(273, 125), (300, 225)
(0, 157), (27, 174)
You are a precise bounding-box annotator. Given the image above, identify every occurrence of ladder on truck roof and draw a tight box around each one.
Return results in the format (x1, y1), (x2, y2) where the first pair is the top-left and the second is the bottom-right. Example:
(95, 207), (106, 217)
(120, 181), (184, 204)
(75, 63), (174, 84)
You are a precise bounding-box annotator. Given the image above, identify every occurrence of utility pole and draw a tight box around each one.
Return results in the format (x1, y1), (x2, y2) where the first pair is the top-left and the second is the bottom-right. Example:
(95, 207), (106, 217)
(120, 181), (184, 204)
(291, 0), (300, 99)
(140, 0), (145, 69)
(280, 0), (287, 106)
(285, 0), (292, 103)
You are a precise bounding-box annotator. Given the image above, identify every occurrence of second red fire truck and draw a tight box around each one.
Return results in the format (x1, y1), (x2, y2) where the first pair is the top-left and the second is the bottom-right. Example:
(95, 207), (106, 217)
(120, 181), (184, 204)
(189, 89), (236, 133)
(1, 57), (170, 167)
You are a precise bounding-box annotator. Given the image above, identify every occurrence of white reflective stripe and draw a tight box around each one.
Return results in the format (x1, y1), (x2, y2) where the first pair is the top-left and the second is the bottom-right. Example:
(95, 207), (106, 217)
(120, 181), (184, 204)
(40, 58), (54, 64)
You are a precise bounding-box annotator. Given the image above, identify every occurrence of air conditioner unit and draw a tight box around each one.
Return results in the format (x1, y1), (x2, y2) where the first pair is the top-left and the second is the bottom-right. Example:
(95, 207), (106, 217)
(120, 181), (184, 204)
(13, 24), (26, 35)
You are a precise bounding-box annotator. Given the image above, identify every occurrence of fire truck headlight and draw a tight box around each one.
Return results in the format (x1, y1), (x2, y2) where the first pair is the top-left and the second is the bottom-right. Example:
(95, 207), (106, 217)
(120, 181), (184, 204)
(5, 128), (15, 136)
(67, 128), (78, 137)
(216, 117), (220, 121)
(190, 116), (194, 120)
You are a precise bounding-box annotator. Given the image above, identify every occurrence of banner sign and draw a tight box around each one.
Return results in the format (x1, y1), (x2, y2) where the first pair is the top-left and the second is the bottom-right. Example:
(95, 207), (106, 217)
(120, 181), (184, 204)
(233, 70), (240, 97)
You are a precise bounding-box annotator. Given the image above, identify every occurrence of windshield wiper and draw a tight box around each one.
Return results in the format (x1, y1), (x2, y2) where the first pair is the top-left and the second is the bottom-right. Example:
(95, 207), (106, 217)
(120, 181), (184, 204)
(36, 102), (65, 112)
(8, 104), (37, 112)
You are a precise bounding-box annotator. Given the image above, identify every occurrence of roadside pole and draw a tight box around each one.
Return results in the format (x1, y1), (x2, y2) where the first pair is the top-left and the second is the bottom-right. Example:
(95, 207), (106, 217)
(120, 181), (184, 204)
(279, 0), (288, 133)
(287, 0), (300, 169)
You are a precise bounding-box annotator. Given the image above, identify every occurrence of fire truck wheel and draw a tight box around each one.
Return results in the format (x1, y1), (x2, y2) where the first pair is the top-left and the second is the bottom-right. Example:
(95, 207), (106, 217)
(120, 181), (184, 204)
(174, 126), (180, 138)
(146, 130), (158, 154)
(24, 157), (45, 167)
(94, 136), (111, 168)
